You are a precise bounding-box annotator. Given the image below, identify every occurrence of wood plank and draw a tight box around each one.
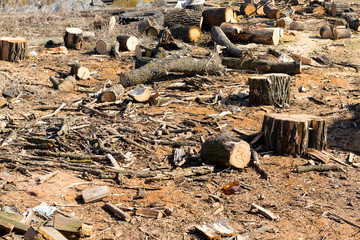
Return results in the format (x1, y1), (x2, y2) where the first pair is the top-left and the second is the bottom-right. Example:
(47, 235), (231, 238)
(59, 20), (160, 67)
(38, 226), (68, 240)
(0, 215), (29, 234)
(53, 215), (83, 233)
(0, 217), (14, 234)
(135, 208), (163, 219)
(0, 211), (25, 222)
(82, 186), (111, 203)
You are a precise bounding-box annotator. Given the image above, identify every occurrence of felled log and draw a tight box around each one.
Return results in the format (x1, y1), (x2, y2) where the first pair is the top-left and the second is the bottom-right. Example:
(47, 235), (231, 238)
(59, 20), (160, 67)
(222, 57), (302, 74)
(202, 8), (236, 30)
(200, 130), (251, 169)
(276, 17), (293, 28)
(333, 26), (351, 39)
(320, 25), (333, 39)
(220, 22), (280, 45)
(306, 4), (326, 15)
(68, 62), (91, 80)
(262, 114), (327, 155)
(289, 21), (307, 30)
(240, 3), (257, 16)
(120, 55), (225, 87)
(64, 28), (82, 50)
(99, 84), (124, 102)
(263, 4), (280, 19)
(294, 164), (342, 173)
(170, 26), (202, 43)
(128, 86), (151, 102)
(96, 39), (118, 54)
(249, 74), (291, 107)
(349, 18), (360, 31)
(164, 8), (203, 29)
(145, 26), (160, 37)
(0, 37), (27, 62)
(331, 2), (350, 17)
(210, 26), (246, 57)
(116, 35), (139, 51)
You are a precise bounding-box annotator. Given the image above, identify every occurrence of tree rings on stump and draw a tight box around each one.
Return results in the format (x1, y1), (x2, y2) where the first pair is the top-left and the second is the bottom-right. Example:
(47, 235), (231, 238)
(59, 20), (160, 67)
(262, 114), (327, 155)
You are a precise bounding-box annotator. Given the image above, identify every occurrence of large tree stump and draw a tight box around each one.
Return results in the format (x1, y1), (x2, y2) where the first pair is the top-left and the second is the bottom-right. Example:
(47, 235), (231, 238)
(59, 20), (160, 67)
(0, 37), (27, 62)
(200, 130), (251, 169)
(116, 35), (139, 51)
(64, 28), (82, 50)
(220, 23), (280, 45)
(202, 8), (236, 30)
(262, 114), (327, 155)
(249, 74), (291, 107)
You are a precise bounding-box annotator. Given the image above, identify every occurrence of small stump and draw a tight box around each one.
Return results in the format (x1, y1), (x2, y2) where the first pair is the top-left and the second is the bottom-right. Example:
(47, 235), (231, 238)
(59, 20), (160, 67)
(262, 114), (327, 155)
(249, 73), (291, 107)
(64, 28), (82, 50)
(0, 37), (27, 62)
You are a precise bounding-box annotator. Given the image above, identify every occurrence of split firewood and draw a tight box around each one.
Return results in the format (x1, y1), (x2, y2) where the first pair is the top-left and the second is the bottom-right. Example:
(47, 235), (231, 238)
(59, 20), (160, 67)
(250, 203), (278, 220)
(210, 26), (246, 57)
(222, 57), (302, 75)
(164, 8), (203, 29)
(200, 130), (251, 169)
(128, 86), (151, 102)
(38, 226), (67, 240)
(331, 2), (350, 17)
(306, 4), (326, 15)
(262, 114), (327, 155)
(116, 35), (139, 51)
(306, 148), (330, 164)
(82, 186), (111, 203)
(202, 8), (236, 30)
(240, 3), (257, 16)
(99, 84), (124, 102)
(120, 54), (225, 87)
(68, 62), (91, 80)
(249, 73), (291, 107)
(294, 164), (343, 173)
(104, 202), (131, 222)
(220, 23), (280, 45)
(50, 76), (77, 92)
(320, 25), (333, 39)
(64, 27), (82, 50)
(0, 37), (27, 62)
(333, 26), (351, 39)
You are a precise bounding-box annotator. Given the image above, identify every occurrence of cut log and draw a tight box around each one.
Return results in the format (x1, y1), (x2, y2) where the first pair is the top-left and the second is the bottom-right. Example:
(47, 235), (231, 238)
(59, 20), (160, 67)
(99, 84), (124, 102)
(0, 37), (27, 62)
(276, 17), (293, 28)
(137, 19), (153, 33)
(202, 8), (236, 30)
(249, 74), (291, 107)
(261, 114), (327, 155)
(170, 26), (202, 43)
(64, 28), (82, 50)
(96, 39), (118, 54)
(306, 4), (326, 15)
(128, 86), (151, 102)
(331, 2), (350, 17)
(200, 130), (251, 169)
(220, 22), (280, 45)
(349, 18), (360, 31)
(164, 8), (203, 29)
(263, 4), (280, 19)
(342, 12), (358, 22)
(82, 186), (110, 203)
(120, 55), (225, 87)
(68, 62), (91, 80)
(116, 35), (139, 51)
(58, 76), (77, 92)
(210, 26), (245, 57)
(222, 57), (302, 74)
(290, 21), (307, 30)
(104, 202), (131, 222)
(333, 26), (351, 39)
(320, 25), (333, 39)
(240, 3), (257, 16)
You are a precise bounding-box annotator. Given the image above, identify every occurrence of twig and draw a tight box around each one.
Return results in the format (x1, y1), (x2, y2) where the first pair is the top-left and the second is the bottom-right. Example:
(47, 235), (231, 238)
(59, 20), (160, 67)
(251, 149), (269, 180)
(39, 103), (66, 119)
(325, 212), (360, 229)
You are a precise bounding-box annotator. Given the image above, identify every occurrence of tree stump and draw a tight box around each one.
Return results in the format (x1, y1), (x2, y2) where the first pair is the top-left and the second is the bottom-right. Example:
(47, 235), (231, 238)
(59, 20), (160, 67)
(99, 84), (124, 102)
(116, 35), (139, 51)
(249, 74), (291, 107)
(200, 130), (251, 169)
(64, 28), (82, 50)
(202, 8), (236, 30)
(262, 114), (327, 155)
(0, 37), (27, 62)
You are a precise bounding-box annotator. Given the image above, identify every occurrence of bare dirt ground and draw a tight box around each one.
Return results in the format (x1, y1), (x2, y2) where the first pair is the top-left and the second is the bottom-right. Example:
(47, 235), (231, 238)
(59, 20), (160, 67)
(0, 2), (360, 240)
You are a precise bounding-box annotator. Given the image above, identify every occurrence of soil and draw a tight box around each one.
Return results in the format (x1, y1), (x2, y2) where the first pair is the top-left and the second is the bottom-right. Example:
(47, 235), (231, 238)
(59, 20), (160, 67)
(0, 2), (360, 240)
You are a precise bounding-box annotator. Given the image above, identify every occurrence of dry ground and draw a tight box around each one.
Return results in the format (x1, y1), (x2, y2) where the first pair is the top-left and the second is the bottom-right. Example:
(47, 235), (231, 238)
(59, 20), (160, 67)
(0, 3), (360, 240)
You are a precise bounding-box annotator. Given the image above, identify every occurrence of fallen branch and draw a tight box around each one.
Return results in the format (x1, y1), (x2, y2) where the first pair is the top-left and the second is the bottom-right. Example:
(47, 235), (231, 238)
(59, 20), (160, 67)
(251, 150), (269, 180)
(294, 164), (344, 173)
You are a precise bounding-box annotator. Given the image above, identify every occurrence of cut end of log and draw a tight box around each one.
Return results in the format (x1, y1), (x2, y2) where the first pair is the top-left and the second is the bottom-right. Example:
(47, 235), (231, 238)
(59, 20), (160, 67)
(225, 8), (235, 22)
(128, 86), (151, 102)
(188, 26), (202, 43)
(145, 26), (160, 37)
(108, 16), (116, 31)
(58, 76), (76, 92)
(320, 25), (333, 39)
(65, 27), (82, 35)
(96, 40), (108, 54)
(272, 28), (280, 45)
(117, 35), (139, 51)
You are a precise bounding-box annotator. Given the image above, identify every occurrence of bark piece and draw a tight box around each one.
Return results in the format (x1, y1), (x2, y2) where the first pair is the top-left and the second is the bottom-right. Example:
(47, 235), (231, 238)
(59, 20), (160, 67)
(200, 130), (251, 169)
(202, 8), (236, 30)
(250, 203), (278, 220)
(220, 22), (280, 45)
(222, 57), (302, 74)
(320, 25), (333, 39)
(99, 84), (124, 102)
(195, 225), (221, 240)
(104, 202), (131, 222)
(294, 164), (342, 172)
(211, 26), (245, 57)
(136, 208), (163, 218)
(38, 226), (68, 240)
(120, 55), (225, 87)
(249, 73), (291, 107)
(128, 86), (151, 102)
(82, 186), (110, 203)
(0, 37), (27, 62)
(333, 26), (351, 39)
(116, 35), (139, 51)
(307, 148), (330, 164)
(331, 2), (350, 17)
(261, 114), (327, 155)
(64, 28), (82, 50)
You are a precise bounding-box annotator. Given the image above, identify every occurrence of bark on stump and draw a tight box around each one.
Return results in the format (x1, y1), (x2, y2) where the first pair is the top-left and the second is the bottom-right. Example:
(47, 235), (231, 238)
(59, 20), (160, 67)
(200, 130), (251, 169)
(262, 114), (327, 155)
(99, 84), (124, 102)
(116, 35), (139, 51)
(64, 28), (82, 50)
(202, 8), (235, 30)
(220, 22), (280, 45)
(211, 26), (246, 58)
(249, 74), (291, 107)
(0, 37), (27, 62)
